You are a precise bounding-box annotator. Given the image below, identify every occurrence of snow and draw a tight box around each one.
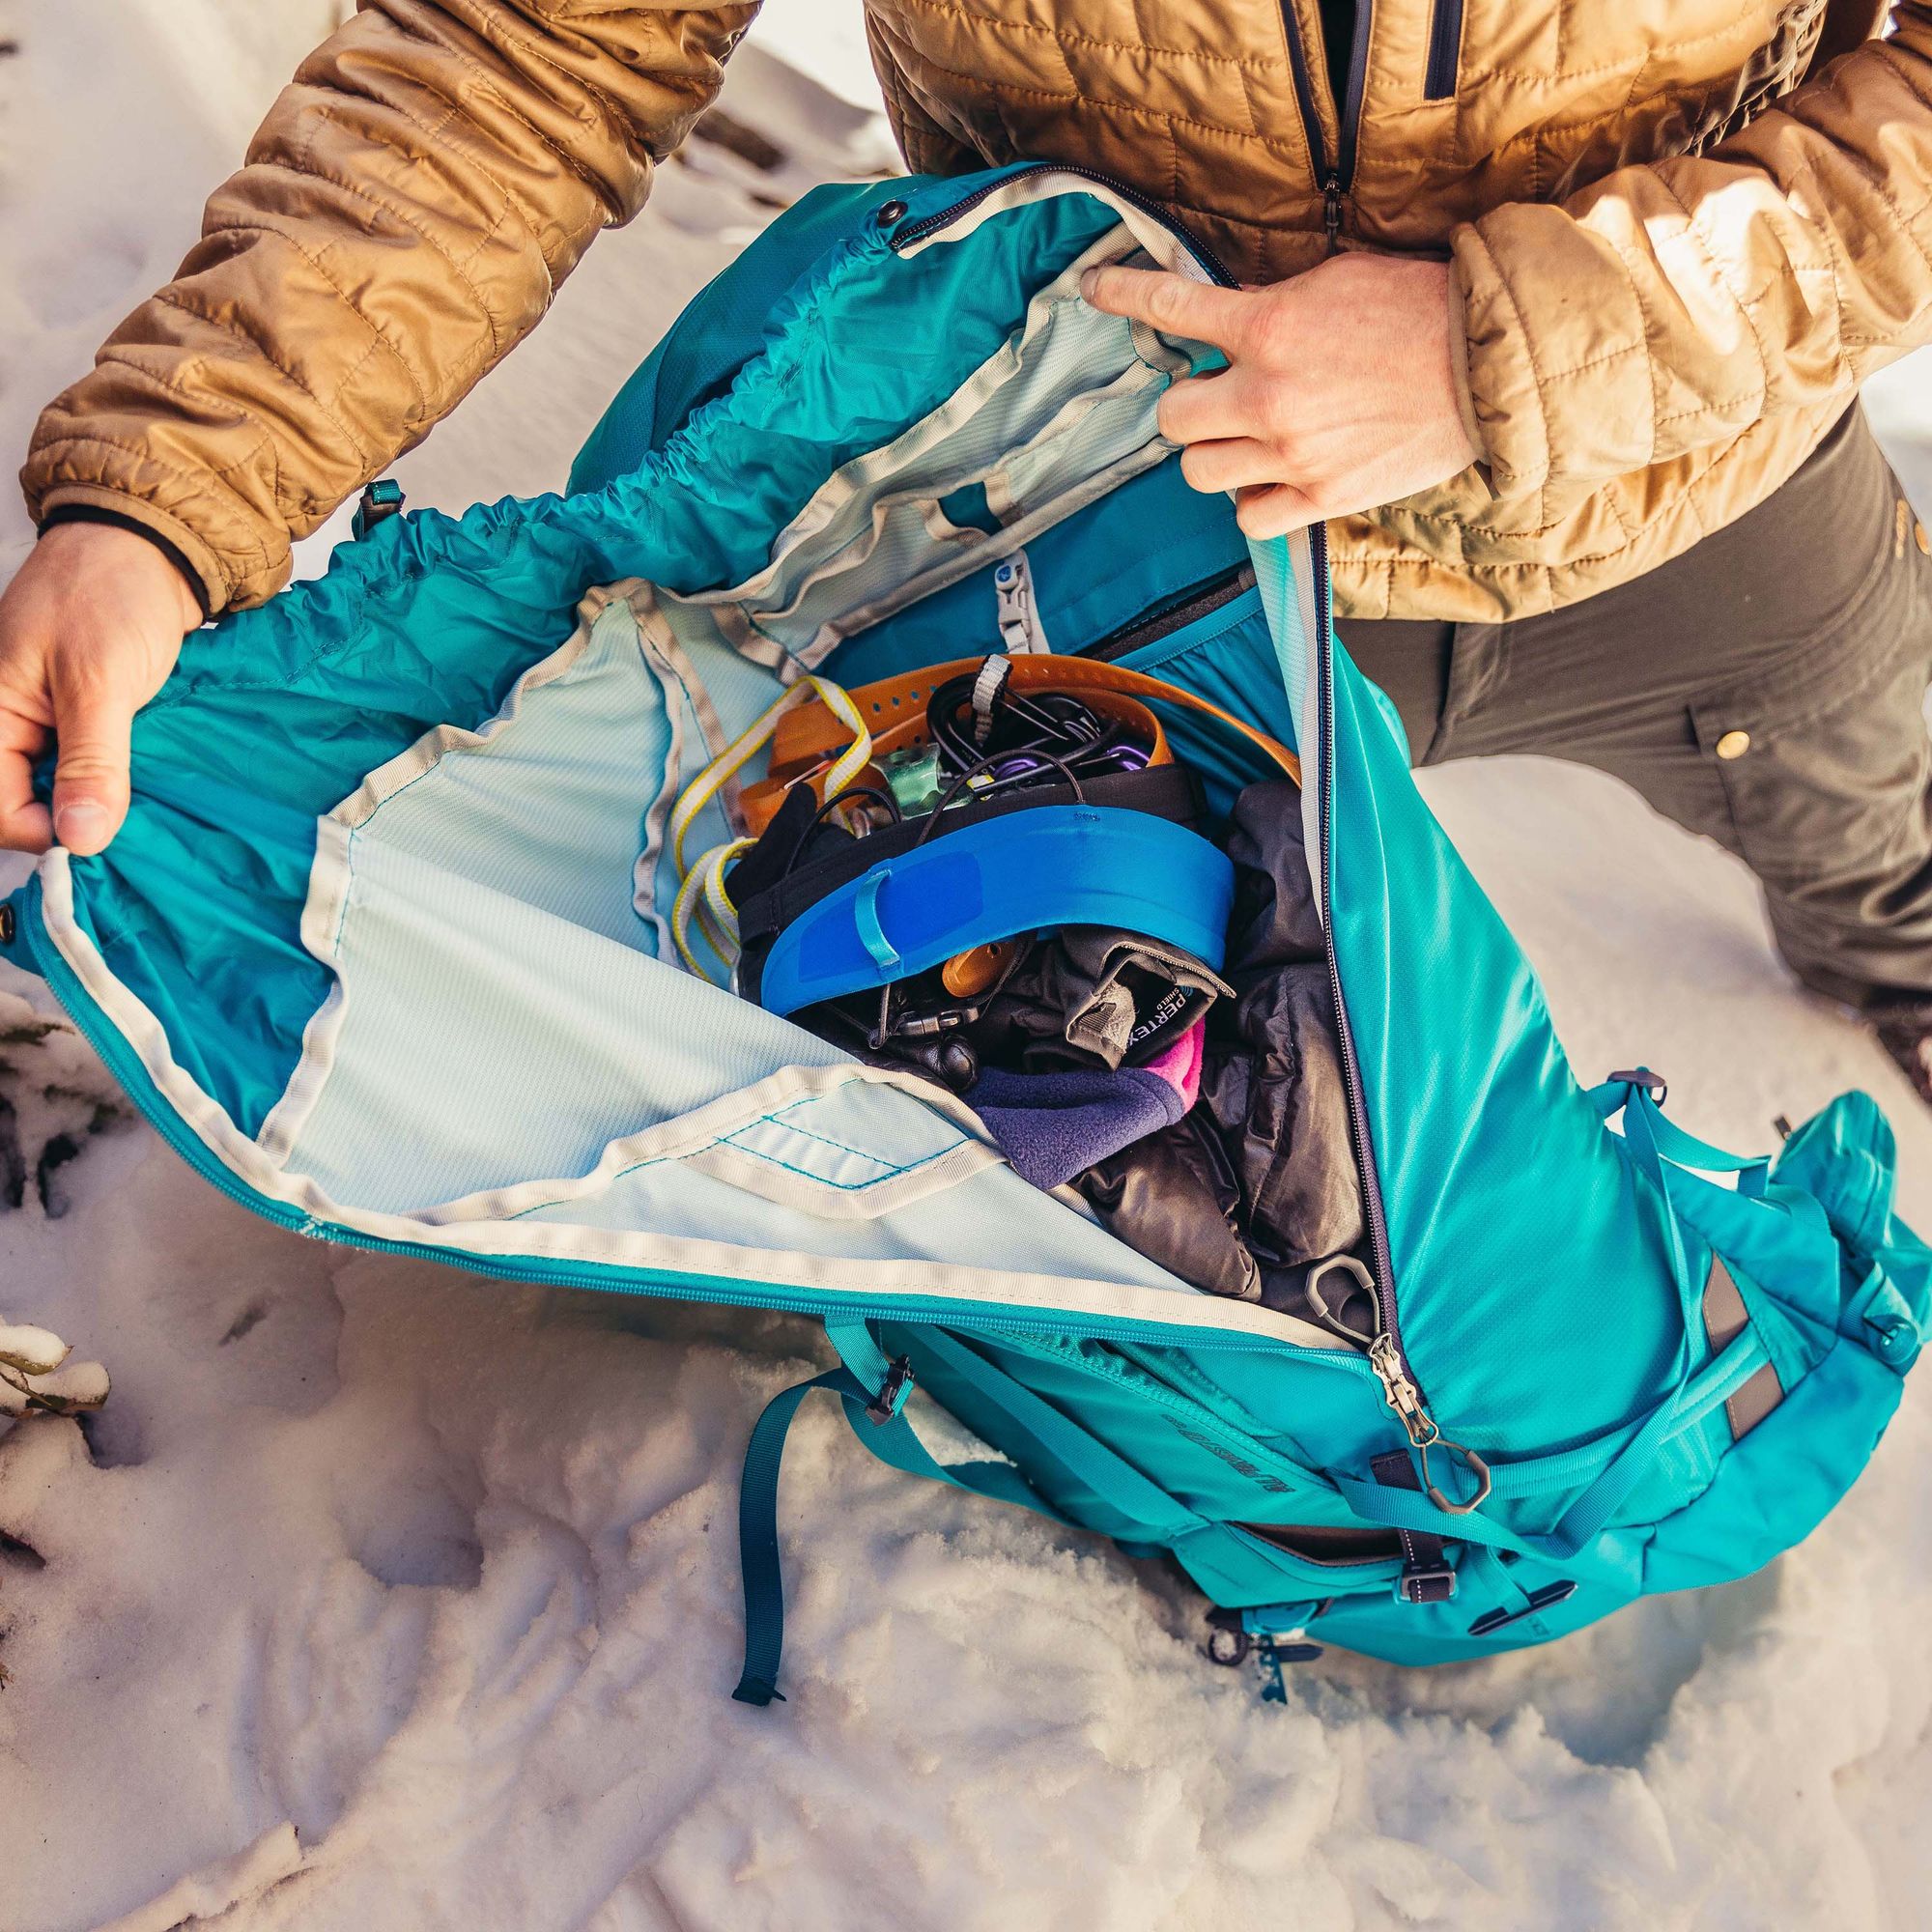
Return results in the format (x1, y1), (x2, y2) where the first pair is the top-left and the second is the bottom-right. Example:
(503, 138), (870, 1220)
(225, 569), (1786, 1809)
(4, 3), (1932, 1926)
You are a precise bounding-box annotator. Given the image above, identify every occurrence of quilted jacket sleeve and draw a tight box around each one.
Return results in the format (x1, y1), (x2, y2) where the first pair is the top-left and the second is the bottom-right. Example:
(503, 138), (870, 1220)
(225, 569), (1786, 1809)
(19, 0), (757, 613)
(1450, 2), (1932, 497)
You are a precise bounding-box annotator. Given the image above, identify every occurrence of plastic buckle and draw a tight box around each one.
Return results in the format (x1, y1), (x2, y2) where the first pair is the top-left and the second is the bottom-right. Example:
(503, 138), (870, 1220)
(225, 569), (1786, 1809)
(1202, 1607), (1322, 1679)
(1396, 1565), (1457, 1605)
(1203, 1608), (1252, 1667)
(864, 1354), (915, 1426)
(1608, 1066), (1668, 1104)
(351, 478), (406, 541)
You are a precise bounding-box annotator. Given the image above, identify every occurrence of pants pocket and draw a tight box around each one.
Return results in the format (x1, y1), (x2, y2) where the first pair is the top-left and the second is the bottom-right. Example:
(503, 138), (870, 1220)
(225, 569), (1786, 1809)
(1690, 549), (1932, 1004)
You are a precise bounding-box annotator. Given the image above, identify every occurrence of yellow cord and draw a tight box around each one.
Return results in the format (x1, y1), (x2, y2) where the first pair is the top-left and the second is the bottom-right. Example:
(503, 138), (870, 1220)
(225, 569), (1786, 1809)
(668, 675), (871, 979)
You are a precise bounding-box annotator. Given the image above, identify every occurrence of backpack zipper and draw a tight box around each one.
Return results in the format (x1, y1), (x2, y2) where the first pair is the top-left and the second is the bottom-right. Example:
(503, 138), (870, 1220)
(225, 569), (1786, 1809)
(888, 166), (1481, 1511)
(1334, 1), (1375, 233)
(1077, 561), (1256, 663)
(1308, 521), (1489, 1515)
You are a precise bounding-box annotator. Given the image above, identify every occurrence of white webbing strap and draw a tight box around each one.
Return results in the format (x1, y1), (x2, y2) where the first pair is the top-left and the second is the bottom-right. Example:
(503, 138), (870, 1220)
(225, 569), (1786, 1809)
(668, 675), (871, 978)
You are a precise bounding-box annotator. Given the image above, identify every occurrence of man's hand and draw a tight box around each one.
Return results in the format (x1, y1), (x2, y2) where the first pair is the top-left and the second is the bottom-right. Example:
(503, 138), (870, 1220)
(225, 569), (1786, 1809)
(1082, 253), (1481, 539)
(0, 523), (201, 856)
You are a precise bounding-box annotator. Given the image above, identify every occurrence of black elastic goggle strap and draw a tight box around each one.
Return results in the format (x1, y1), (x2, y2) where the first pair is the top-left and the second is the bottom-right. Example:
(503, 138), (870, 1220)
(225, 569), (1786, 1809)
(733, 761), (1205, 1004)
(1370, 1448), (1458, 1605)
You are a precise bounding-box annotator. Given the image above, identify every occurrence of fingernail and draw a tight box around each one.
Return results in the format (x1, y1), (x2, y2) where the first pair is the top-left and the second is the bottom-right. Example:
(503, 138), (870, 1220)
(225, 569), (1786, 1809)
(1080, 270), (1099, 300)
(53, 803), (108, 852)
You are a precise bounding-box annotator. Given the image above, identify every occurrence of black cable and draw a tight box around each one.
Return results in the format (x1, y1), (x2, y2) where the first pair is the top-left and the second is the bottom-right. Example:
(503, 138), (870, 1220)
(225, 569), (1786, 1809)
(925, 673), (1108, 771)
(924, 674), (1132, 798)
(775, 782), (900, 884)
(914, 744), (1087, 847)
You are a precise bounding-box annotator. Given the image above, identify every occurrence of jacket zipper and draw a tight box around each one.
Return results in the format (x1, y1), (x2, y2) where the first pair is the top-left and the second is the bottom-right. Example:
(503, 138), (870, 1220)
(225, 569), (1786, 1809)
(1276, 4), (1338, 245)
(1423, 0), (1463, 100)
(1277, 1), (1374, 251)
(1334, 0), (1375, 221)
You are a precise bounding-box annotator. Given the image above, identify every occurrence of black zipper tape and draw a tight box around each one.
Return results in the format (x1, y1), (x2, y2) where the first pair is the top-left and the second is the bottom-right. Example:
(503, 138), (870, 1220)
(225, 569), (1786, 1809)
(1277, 1), (1332, 184)
(1423, 0), (1463, 100)
(1079, 562), (1257, 663)
(1335, 0), (1375, 195)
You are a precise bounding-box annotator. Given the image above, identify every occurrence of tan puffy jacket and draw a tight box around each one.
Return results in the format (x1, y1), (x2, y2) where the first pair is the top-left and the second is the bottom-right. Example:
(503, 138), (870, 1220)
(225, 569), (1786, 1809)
(21, 0), (1932, 622)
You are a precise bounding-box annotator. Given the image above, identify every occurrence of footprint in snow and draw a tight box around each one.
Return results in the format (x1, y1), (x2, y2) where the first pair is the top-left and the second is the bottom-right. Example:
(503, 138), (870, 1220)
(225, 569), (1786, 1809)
(0, 999), (137, 1218)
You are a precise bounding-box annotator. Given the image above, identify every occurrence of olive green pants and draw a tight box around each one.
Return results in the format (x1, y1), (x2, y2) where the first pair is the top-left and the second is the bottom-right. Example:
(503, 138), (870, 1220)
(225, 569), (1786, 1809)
(1341, 405), (1932, 1010)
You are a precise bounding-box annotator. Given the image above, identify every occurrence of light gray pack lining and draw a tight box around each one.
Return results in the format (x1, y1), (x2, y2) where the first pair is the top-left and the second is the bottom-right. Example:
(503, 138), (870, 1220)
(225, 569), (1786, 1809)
(653, 228), (1192, 677)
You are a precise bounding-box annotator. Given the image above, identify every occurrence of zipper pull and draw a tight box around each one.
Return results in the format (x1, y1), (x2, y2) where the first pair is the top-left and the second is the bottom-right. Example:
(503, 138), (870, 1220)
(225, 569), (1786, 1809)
(1366, 1322), (1492, 1516)
(1322, 174), (1344, 251)
(1367, 1331), (1424, 1426)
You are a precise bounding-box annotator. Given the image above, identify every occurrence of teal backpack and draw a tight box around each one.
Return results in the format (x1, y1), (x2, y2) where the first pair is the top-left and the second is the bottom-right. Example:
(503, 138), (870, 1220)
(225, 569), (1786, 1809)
(9, 165), (1927, 1704)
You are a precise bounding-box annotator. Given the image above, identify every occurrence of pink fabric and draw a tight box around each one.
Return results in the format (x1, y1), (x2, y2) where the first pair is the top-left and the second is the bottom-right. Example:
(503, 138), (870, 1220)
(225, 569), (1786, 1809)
(1140, 1018), (1205, 1109)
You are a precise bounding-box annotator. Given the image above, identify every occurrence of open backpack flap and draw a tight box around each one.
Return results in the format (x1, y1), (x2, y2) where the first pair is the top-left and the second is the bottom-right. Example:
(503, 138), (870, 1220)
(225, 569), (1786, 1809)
(6, 163), (1929, 1704)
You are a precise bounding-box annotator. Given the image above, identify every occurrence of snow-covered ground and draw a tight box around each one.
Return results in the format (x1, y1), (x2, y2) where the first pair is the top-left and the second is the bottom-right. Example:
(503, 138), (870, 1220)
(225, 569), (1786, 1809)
(5, 4), (1932, 1926)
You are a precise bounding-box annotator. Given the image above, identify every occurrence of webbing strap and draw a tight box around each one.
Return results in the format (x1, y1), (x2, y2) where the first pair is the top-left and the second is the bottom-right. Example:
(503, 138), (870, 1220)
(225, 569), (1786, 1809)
(822, 1321), (1071, 1519)
(732, 1327), (1073, 1708)
(913, 1327), (1206, 1540)
(823, 1316), (895, 1394)
(1463, 1321), (1770, 1503)
(734, 1366), (858, 1707)
(840, 1401), (1066, 1517)
(1587, 1072), (1775, 1403)
(1371, 1450), (1455, 1603)
(1328, 1324), (1772, 1562)
(1586, 1075), (1772, 1194)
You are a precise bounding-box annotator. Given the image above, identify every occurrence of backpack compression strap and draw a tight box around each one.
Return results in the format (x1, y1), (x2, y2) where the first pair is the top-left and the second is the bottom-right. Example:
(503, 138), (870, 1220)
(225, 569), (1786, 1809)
(733, 1319), (1270, 1707)
(731, 1321), (1069, 1707)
